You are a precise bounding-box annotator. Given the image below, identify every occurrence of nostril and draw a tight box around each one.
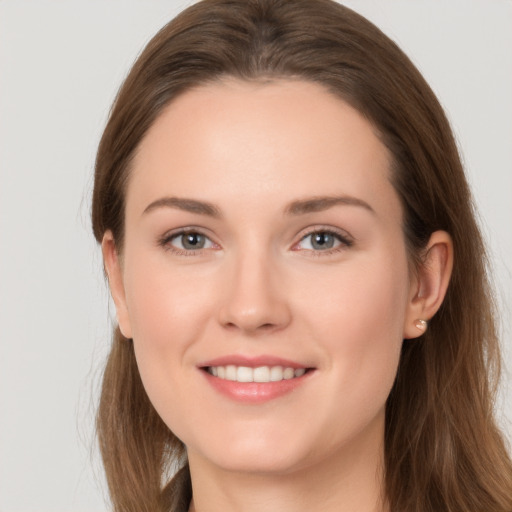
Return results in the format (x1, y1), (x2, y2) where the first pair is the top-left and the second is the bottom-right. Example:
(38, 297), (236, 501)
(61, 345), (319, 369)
(223, 321), (276, 331)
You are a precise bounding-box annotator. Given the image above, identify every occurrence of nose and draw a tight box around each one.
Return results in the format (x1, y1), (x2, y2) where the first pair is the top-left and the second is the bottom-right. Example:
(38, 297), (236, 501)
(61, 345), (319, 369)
(217, 250), (292, 335)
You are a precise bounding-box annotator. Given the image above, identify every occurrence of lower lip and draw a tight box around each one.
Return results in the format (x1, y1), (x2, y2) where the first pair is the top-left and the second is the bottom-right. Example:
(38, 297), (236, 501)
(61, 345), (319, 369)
(202, 370), (313, 404)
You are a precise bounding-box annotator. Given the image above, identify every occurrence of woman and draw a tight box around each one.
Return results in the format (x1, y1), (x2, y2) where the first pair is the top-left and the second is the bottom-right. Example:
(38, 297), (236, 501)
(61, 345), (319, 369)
(91, 0), (512, 511)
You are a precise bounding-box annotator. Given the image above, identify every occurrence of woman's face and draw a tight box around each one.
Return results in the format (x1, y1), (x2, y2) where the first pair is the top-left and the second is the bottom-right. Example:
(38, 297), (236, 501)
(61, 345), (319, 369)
(106, 79), (421, 475)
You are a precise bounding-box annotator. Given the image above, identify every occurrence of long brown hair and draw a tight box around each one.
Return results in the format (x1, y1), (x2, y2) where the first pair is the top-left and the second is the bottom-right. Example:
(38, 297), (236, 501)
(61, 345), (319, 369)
(91, 1), (512, 511)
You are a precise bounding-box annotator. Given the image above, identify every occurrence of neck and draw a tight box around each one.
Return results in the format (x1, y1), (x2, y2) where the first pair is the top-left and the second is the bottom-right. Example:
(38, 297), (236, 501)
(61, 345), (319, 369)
(187, 419), (388, 512)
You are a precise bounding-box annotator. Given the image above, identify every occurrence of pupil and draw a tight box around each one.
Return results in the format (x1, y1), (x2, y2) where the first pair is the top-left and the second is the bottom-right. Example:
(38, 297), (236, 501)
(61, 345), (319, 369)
(312, 232), (334, 250)
(183, 233), (204, 249)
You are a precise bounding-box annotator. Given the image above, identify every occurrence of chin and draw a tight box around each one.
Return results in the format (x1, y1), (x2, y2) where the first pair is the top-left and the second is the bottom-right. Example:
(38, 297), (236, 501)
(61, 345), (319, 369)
(186, 425), (323, 476)
(201, 448), (308, 476)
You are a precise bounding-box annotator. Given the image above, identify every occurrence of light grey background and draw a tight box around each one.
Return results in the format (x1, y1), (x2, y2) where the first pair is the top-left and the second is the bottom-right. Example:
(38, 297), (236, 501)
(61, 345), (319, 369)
(0, 1), (510, 511)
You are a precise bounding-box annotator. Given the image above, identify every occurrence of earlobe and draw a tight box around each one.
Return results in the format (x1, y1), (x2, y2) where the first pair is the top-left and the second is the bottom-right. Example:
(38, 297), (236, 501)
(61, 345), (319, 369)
(403, 230), (454, 339)
(101, 231), (133, 339)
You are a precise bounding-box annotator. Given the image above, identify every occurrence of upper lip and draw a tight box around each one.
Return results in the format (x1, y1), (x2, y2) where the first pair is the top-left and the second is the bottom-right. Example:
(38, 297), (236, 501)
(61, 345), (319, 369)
(199, 354), (312, 369)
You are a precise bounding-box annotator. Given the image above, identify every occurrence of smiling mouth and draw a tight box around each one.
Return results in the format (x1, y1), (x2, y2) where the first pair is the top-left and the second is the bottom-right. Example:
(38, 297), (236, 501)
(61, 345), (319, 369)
(204, 365), (310, 383)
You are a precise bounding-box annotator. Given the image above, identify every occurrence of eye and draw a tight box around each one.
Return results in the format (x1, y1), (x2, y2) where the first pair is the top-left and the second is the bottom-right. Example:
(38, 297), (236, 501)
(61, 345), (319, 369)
(159, 229), (217, 254)
(173, 232), (210, 250)
(294, 229), (353, 252)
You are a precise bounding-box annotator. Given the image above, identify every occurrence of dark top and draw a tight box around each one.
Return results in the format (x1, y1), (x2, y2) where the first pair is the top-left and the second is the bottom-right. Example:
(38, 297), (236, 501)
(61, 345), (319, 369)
(163, 465), (192, 512)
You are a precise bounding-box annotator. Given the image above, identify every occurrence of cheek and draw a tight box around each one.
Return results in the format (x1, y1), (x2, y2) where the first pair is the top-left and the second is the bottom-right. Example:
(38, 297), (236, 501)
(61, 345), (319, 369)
(121, 253), (218, 403)
(299, 252), (409, 337)
(124, 251), (217, 346)
(295, 253), (409, 416)
(121, 254), (220, 432)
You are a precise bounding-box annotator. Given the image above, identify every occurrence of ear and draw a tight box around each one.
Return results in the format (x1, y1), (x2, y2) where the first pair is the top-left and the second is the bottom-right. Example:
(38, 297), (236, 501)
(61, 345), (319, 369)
(101, 231), (133, 339)
(403, 230), (453, 339)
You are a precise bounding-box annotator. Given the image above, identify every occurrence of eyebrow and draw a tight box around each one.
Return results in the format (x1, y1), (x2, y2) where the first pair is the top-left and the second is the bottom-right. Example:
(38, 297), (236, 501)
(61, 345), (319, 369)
(142, 197), (221, 218)
(142, 194), (375, 218)
(284, 195), (375, 216)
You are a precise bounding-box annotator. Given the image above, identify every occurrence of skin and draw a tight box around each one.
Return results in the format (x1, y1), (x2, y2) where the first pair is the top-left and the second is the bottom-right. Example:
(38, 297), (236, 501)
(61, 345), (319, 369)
(103, 79), (453, 512)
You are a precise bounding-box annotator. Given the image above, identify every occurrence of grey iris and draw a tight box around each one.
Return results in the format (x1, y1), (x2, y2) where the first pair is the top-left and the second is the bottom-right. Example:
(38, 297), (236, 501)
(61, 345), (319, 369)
(182, 233), (205, 250)
(311, 232), (335, 250)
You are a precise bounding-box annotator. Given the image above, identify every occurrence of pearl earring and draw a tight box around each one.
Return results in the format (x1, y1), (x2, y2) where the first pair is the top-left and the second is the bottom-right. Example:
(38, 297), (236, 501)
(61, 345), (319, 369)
(415, 319), (428, 331)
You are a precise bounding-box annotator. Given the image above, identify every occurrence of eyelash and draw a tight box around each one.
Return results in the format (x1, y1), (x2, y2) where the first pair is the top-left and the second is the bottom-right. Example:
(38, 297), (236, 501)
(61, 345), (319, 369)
(158, 228), (218, 256)
(157, 226), (354, 257)
(293, 226), (354, 255)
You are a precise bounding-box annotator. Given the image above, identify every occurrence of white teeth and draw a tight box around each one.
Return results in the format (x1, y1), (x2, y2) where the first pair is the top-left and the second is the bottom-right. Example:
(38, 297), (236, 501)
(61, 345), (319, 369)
(225, 365), (237, 381)
(283, 367), (295, 380)
(207, 365), (307, 383)
(253, 366), (270, 382)
(236, 366), (253, 382)
(270, 366), (283, 381)
(294, 368), (306, 377)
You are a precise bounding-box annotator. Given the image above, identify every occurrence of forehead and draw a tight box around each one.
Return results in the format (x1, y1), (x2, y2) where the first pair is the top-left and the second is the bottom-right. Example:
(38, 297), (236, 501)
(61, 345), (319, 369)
(128, 79), (398, 220)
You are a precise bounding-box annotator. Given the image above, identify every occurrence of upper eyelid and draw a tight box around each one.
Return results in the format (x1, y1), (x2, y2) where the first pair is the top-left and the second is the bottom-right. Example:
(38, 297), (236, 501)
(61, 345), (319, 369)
(158, 229), (220, 257)
(296, 225), (354, 242)
(160, 226), (215, 241)
(291, 227), (355, 254)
